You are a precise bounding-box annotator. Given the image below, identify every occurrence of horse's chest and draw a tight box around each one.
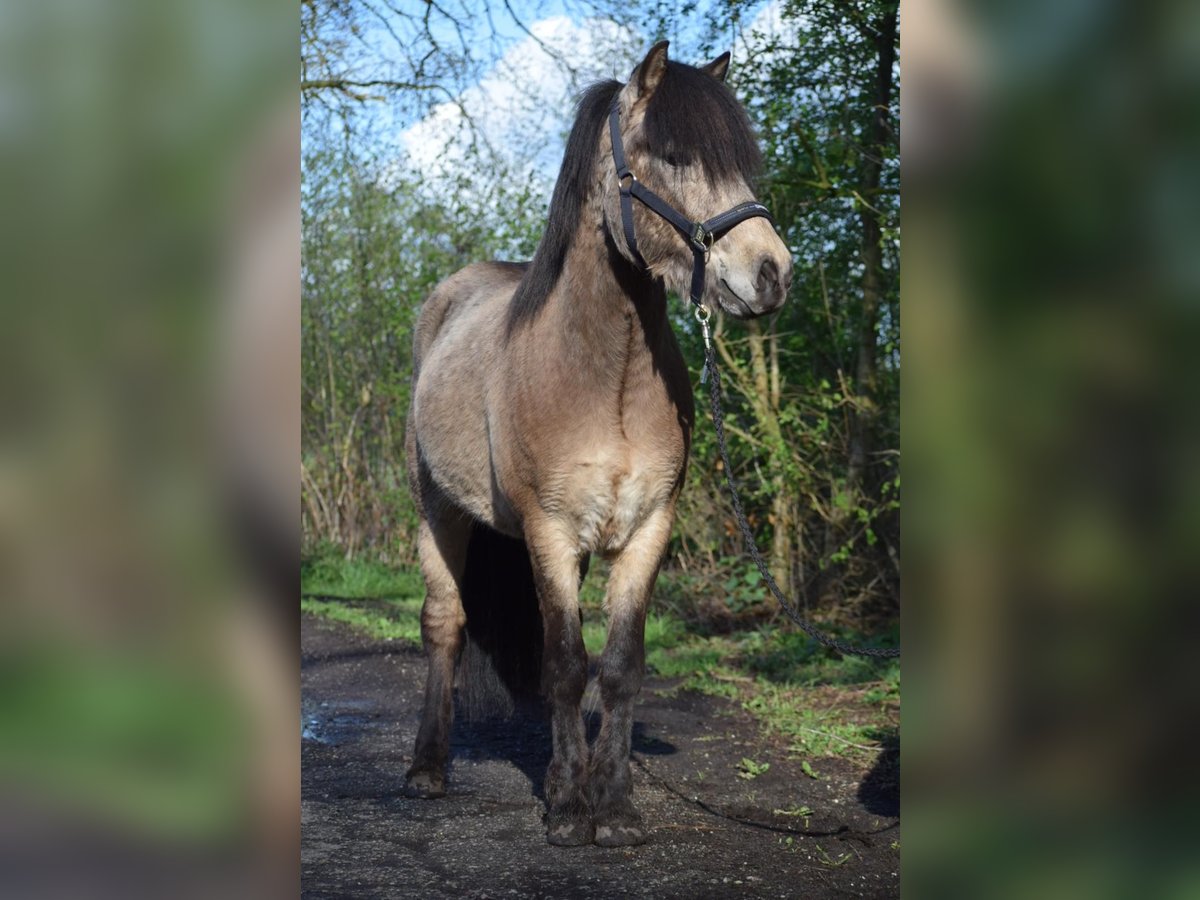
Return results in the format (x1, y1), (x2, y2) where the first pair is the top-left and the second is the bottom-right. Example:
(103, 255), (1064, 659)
(559, 455), (674, 555)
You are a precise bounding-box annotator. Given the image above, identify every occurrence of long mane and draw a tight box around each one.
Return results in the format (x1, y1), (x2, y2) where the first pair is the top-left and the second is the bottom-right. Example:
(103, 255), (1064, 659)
(506, 80), (621, 337)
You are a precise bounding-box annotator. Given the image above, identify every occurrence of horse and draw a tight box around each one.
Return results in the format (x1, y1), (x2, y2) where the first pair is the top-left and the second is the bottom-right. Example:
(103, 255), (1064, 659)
(402, 40), (792, 847)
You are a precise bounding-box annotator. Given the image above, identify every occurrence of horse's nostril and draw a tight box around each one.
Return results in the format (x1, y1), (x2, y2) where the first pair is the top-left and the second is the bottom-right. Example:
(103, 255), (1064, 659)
(756, 258), (780, 294)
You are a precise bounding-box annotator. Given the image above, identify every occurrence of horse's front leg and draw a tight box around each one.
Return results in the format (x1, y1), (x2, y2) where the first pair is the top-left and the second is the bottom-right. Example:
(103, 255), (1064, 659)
(589, 508), (673, 847)
(525, 517), (592, 846)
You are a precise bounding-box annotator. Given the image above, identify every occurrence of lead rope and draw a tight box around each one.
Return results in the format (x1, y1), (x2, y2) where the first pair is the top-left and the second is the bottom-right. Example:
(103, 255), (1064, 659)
(694, 307), (900, 660)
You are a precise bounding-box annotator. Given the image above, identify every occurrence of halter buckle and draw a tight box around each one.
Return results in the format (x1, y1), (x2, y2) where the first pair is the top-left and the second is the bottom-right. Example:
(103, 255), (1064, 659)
(691, 224), (714, 264)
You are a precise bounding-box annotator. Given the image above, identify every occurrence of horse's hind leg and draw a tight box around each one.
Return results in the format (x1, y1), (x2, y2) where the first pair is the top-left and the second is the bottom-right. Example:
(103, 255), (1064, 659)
(589, 509), (674, 847)
(405, 513), (469, 798)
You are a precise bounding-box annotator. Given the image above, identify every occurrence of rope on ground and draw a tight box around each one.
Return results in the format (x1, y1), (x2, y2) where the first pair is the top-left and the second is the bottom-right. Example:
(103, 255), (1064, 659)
(631, 752), (895, 844)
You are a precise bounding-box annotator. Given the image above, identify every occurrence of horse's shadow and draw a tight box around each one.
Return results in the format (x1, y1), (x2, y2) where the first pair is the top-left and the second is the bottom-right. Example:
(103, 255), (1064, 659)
(856, 729), (899, 817)
(447, 694), (676, 802)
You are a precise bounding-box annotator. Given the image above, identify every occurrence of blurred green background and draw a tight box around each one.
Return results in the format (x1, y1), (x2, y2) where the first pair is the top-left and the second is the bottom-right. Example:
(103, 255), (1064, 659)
(904, 0), (1200, 896)
(0, 0), (297, 897)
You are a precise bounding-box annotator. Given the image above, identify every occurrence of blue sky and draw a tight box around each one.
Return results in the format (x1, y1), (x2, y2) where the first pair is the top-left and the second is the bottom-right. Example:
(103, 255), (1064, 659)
(374, 1), (781, 183)
(302, 0), (787, 220)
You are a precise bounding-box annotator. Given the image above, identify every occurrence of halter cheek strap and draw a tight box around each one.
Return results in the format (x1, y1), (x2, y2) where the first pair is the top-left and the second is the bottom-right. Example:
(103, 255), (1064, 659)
(607, 98), (775, 309)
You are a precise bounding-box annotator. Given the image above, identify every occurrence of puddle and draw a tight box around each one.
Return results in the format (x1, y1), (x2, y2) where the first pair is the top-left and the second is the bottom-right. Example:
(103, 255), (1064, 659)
(302, 697), (380, 745)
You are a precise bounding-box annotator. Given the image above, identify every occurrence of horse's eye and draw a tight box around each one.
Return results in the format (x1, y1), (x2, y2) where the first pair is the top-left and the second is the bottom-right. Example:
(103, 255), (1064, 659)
(664, 154), (680, 168)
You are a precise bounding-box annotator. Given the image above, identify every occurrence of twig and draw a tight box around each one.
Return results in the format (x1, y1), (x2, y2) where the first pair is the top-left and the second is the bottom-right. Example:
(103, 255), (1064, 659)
(789, 727), (881, 753)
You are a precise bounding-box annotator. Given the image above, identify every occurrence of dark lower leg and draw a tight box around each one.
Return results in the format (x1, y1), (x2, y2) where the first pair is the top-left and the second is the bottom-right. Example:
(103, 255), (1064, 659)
(406, 613), (461, 795)
(589, 607), (647, 845)
(541, 605), (591, 845)
(405, 518), (466, 797)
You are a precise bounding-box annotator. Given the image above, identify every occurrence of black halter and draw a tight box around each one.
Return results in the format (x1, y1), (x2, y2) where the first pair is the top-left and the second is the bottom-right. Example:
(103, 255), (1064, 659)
(607, 98), (775, 309)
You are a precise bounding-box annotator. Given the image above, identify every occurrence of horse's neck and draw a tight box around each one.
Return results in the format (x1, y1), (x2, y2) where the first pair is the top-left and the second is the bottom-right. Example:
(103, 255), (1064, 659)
(539, 225), (670, 381)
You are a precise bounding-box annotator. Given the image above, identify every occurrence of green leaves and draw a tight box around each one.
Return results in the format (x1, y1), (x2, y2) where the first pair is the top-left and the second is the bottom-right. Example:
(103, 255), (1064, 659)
(737, 757), (771, 779)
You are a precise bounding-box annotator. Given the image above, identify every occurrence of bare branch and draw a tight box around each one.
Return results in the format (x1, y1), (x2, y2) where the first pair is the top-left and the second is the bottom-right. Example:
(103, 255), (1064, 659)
(301, 78), (443, 92)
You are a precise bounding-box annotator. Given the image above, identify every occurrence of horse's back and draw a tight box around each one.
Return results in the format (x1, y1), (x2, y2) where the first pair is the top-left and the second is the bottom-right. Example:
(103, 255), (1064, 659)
(411, 261), (527, 378)
(408, 260), (527, 533)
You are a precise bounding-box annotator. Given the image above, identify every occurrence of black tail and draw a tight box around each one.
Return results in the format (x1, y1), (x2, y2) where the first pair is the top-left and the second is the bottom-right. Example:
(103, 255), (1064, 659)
(457, 524), (543, 720)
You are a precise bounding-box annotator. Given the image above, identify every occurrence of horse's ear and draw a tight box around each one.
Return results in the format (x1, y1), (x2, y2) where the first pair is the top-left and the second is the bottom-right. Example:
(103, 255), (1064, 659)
(701, 51), (731, 82)
(635, 40), (670, 98)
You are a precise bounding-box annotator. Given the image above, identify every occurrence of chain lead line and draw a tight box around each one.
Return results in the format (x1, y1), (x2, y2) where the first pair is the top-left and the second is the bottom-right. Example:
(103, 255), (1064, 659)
(695, 307), (899, 660)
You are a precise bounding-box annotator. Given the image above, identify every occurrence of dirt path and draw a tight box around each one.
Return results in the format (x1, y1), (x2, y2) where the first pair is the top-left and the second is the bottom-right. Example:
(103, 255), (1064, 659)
(302, 615), (899, 898)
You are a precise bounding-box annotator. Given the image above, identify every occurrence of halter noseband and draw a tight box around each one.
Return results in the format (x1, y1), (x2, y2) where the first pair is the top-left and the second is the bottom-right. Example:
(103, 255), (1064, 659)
(607, 98), (775, 310)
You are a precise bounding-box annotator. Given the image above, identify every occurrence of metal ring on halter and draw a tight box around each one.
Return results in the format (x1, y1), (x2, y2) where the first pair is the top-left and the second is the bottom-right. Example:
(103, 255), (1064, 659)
(693, 303), (711, 324)
(691, 226), (715, 264)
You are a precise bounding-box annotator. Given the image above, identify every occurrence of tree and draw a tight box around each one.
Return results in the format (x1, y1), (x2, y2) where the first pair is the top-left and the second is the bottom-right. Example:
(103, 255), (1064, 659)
(671, 0), (900, 619)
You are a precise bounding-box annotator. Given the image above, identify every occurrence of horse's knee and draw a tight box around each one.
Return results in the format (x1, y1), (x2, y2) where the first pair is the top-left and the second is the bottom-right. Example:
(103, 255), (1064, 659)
(545, 651), (588, 705)
(599, 660), (642, 707)
(599, 624), (646, 705)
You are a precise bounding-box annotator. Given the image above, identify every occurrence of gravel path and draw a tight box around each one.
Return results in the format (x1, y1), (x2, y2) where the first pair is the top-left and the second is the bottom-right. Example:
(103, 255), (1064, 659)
(302, 615), (899, 898)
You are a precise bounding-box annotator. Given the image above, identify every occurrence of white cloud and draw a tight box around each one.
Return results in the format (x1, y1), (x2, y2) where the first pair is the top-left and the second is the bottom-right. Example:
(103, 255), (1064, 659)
(398, 17), (642, 190)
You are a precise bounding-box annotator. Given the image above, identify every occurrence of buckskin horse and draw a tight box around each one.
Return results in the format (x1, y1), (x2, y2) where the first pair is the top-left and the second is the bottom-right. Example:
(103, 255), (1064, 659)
(403, 41), (792, 846)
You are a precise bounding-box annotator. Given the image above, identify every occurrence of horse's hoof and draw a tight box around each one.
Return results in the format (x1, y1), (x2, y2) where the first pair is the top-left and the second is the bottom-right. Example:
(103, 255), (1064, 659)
(546, 817), (594, 847)
(593, 818), (646, 847)
(403, 769), (445, 799)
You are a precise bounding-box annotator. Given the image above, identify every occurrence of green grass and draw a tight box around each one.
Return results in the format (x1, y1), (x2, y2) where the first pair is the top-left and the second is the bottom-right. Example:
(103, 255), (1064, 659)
(639, 625), (899, 765)
(301, 553), (424, 601)
(300, 597), (424, 644)
(301, 554), (899, 764)
(737, 757), (771, 779)
(301, 553), (425, 644)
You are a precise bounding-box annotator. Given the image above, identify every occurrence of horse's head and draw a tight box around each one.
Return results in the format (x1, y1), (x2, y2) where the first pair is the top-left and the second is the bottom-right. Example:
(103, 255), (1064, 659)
(604, 41), (792, 319)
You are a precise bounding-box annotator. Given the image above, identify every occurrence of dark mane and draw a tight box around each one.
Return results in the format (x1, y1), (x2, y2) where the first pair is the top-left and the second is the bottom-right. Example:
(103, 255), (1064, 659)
(644, 61), (761, 186)
(506, 79), (621, 337)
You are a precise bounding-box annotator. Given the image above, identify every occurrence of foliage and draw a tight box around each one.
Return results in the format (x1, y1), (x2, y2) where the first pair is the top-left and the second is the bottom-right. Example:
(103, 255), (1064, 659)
(670, 0), (900, 621)
(301, 547), (426, 598)
(300, 597), (424, 644)
(737, 757), (771, 779)
(300, 547), (427, 642)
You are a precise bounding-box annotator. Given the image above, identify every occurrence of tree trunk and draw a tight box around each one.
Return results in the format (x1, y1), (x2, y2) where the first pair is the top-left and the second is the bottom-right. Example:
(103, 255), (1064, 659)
(845, 1), (898, 508)
(744, 320), (796, 596)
